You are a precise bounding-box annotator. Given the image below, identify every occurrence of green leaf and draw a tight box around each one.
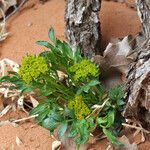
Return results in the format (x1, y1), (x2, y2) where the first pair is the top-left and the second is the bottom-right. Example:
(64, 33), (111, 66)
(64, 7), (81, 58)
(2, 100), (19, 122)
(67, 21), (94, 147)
(68, 129), (78, 138)
(76, 134), (89, 145)
(87, 118), (95, 130)
(36, 109), (49, 122)
(40, 86), (54, 96)
(105, 109), (115, 128)
(48, 109), (62, 122)
(39, 51), (52, 63)
(62, 42), (74, 59)
(109, 85), (124, 101)
(42, 117), (59, 132)
(76, 125), (89, 145)
(74, 120), (90, 145)
(97, 109), (115, 128)
(117, 99), (125, 106)
(57, 121), (68, 139)
(30, 103), (47, 116)
(76, 80), (100, 95)
(74, 47), (82, 63)
(97, 116), (108, 127)
(103, 128), (124, 148)
(64, 107), (74, 118)
(48, 27), (56, 43)
(36, 41), (54, 49)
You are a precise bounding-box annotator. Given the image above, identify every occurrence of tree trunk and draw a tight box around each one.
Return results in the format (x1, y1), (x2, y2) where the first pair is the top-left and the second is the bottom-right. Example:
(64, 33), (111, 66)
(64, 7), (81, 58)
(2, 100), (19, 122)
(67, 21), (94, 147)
(136, 0), (150, 38)
(65, 0), (102, 58)
(123, 0), (150, 131)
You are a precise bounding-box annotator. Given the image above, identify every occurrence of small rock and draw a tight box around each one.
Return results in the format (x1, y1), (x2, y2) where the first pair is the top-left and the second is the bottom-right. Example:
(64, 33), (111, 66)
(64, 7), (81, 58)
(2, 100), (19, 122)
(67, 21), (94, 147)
(27, 22), (33, 27)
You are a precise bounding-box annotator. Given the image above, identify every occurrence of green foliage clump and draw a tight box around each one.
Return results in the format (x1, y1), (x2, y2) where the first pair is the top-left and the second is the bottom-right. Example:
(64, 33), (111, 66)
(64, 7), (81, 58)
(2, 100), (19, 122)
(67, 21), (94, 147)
(0, 27), (125, 149)
(69, 59), (98, 81)
(68, 95), (91, 120)
(19, 55), (48, 84)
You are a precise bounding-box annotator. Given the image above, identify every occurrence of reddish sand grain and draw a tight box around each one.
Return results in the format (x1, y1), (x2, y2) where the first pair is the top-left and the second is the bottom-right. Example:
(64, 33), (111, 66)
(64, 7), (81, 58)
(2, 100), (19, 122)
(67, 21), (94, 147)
(0, 0), (149, 149)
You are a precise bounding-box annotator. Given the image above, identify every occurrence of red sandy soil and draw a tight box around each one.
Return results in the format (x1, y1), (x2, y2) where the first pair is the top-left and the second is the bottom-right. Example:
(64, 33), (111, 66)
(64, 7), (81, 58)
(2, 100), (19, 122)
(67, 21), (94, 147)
(0, 111), (53, 149)
(0, 0), (140, 63)
(0, 0), (149, 149)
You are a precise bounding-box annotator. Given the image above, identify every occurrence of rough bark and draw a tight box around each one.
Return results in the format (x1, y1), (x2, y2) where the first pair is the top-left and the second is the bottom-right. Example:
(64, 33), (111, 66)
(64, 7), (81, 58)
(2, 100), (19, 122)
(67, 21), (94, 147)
(136, 0), (150, 38)
(123, 46), (150, 130)
(65, 0), (102, 58)
(123, 0), (150, 130)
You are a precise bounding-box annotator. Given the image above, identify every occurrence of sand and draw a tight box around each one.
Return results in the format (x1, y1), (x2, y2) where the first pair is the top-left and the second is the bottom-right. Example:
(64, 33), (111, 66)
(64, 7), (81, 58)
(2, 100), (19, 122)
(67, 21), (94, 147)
(0, 0), (140, 63)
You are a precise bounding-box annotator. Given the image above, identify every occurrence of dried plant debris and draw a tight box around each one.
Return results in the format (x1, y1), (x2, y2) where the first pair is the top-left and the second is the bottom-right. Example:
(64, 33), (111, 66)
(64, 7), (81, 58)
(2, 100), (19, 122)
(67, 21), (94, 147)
(0, 0), (17, 19)
(39, 0), (48, 4)
(52, 140), (61, 150)
(0, 95), (4, 111)
(0, 120), (18, 127)
(0, 58), (19, 75)
(106, 135), (138, 150)
(30, 96), (39, 108)
(93, 34), (148, 89)
(94, 35), (138, 75)
(0, 59), (38, 116)
(93, 35), (138, 89)
(122, 121), (150, 145)
(16, 136), (23, 146)
(0, 0), (28, 41)
(0, 85), (38, 116)
(118, 135), (138, 150)
(0, 105), (11, 117)
(0, 8), (9, 41)
(103, 35), (137, 74)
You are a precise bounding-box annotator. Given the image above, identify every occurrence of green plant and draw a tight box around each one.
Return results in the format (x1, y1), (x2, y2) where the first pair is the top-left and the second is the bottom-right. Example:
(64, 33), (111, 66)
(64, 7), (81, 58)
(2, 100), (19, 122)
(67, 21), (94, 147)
(0, 27), (125, 149)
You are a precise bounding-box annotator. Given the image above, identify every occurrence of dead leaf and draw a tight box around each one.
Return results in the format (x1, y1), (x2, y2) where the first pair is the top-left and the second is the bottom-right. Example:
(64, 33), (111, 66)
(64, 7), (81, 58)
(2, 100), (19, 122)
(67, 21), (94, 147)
(93, 35), (138, 89)
(0, 0), (17, 18)
(30, 96), (39, 108)
(118, 135), (138, 150)
(103, 35), (137, 75)
(16, 136), (23, 146)
(0, 120), (18, 127)
(0, 105), (11, 117)
(17, 96), (28, 113)
(57, 70), (66, 81)
(106, 144), (113, 150)
(0, 8), (9, 41)
(0, 95), (4, 111)
(0, 59), (19, 76)
(52, 140), (61, 150)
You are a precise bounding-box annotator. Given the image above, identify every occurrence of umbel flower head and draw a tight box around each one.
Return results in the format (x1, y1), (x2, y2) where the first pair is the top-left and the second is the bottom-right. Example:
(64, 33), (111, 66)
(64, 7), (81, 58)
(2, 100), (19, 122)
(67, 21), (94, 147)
(69, 59), (98, 81)
(68, 95), (91, 120)
(19, 55), (48, 84)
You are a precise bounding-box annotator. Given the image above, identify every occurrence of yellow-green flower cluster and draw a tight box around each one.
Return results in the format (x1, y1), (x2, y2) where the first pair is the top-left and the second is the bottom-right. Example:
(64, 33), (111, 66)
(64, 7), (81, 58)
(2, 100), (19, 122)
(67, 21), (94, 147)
(69, 59), (98, 81)
(19, 55), (48, 84)
(68, 95), (91, 120)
